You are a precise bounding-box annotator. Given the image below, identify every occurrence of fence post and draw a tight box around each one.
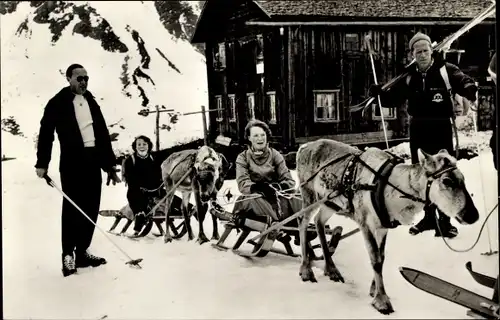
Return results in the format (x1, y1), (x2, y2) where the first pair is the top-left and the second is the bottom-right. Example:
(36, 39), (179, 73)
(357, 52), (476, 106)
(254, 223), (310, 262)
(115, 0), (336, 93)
(201, 105), (208, 146)
(155, 105), (160, 151)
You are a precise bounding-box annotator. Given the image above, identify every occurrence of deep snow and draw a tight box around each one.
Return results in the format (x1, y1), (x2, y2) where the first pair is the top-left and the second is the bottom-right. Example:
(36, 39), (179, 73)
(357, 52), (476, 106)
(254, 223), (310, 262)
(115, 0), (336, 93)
(2, 133), (498, 319)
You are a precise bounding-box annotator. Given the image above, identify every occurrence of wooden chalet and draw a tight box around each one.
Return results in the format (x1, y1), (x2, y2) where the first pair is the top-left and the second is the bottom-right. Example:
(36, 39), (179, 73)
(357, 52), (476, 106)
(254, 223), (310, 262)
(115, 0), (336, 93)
(191, 0), (496, 152)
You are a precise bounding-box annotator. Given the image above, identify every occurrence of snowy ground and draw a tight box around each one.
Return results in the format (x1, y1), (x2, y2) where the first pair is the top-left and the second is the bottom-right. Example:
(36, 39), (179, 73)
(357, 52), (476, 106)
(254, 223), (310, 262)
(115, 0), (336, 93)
(2, 133), (499, 319)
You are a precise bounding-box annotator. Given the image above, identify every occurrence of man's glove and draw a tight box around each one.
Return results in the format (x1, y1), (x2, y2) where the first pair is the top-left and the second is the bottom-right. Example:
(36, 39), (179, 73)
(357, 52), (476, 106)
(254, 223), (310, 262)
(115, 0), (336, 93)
(250, 182), (276, 201)
(106, 167), (122, 186)
(463, 85), (478, 103)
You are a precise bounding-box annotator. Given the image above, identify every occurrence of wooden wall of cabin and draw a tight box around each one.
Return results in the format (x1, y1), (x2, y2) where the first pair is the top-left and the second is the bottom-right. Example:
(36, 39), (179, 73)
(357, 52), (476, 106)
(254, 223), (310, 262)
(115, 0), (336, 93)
(206, 28), (287, 148)
(288, 26), (413, 144)
(287, 24), (496, 145)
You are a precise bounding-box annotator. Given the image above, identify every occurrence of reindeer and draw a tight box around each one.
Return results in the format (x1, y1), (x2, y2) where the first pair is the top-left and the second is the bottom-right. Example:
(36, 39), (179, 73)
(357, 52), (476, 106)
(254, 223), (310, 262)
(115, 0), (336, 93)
(161, 146), (227, 244)
(296, 139), (479, 315)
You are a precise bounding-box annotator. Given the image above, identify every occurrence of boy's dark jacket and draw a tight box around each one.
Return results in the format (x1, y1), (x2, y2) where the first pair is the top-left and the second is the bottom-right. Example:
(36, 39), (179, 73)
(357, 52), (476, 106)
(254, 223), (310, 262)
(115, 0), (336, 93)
(35, 86), (116, 172)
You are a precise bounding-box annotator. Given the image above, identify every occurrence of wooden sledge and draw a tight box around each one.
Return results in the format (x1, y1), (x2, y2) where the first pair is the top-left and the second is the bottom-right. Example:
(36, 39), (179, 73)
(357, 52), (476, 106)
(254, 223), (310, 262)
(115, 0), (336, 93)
(138, 194), (197, 239)
(211, 213), (355, 259)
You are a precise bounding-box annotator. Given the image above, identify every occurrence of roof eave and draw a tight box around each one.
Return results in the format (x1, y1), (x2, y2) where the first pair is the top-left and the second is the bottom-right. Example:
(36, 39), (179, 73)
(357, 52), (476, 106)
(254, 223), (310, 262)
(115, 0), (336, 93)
(190, 1), (210, 44)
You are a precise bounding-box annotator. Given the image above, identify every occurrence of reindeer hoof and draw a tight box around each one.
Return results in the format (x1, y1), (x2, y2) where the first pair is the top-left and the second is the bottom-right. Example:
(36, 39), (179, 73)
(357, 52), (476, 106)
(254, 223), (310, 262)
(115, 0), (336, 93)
(324, 267), (344, 283)
(164, 236), (173, 243)
(300, 266), (317, 283)
(371, 294), (394, 315)
(211, 233), (220, 241)
(196, 234), (208, 245)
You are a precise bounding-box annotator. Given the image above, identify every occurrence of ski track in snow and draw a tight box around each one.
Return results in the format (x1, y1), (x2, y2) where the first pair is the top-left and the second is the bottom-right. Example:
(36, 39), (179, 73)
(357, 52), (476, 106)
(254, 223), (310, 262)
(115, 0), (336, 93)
(2, 133), (498, 319)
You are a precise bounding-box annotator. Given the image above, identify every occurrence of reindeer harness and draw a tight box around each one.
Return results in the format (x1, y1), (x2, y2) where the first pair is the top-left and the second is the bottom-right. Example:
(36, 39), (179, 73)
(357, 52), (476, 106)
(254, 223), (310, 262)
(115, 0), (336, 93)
(303, 150), (458, 229)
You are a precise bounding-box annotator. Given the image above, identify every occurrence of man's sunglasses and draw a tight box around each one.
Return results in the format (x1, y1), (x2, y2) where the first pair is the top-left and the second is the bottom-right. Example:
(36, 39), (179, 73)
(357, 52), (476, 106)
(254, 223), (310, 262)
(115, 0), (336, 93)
(76, 76), (89, 82)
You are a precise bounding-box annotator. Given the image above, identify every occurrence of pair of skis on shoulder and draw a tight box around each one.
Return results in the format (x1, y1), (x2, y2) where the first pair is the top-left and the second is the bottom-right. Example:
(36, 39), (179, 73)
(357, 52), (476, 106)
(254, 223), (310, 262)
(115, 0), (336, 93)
(400, 262), (498, 319)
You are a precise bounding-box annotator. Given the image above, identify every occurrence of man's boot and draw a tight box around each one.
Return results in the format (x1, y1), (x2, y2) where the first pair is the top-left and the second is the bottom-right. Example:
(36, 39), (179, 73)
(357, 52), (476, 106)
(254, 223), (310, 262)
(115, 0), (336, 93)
(62, 254), (77, 277)
(434, 211), (458, 238)
(409, 206), (437, 235)
(75, 251), (107, 268)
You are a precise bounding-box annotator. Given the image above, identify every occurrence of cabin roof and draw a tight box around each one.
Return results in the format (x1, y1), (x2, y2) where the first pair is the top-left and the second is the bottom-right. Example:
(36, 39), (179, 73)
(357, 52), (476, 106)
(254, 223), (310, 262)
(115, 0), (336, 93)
(255, 0), (492, 19)
(191, 0), (494, 43)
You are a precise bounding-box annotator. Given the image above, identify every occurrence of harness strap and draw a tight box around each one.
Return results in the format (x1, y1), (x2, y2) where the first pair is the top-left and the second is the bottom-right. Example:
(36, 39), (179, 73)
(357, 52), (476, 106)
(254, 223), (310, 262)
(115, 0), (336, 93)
(370, 157), (403, 229)
(301, 153), (355, 188)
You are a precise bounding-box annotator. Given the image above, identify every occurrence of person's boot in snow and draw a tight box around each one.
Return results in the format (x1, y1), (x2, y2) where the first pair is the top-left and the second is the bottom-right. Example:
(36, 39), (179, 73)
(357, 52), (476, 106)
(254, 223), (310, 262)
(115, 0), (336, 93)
(209, 201), (234, 222)
(409, 206), (437, 235)
(130, 211), (146, 238)
(62, 254), (77, 277)
(434, 212), (458, 238)
(75, 251), (107, 268)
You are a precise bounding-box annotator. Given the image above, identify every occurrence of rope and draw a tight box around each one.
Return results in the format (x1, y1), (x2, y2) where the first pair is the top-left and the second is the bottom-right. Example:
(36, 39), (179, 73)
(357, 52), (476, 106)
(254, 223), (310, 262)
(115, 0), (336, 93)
(140, 182), (165, 193)
(435, 203), (498, 253)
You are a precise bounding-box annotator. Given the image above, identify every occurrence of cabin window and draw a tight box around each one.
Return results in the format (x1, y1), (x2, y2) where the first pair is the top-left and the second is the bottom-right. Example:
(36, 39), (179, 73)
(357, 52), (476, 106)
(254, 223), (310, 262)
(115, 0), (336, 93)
(314, 90), (340, 123)
(215, 95), (223, 122)
(247, 93), (255, 120)
(372, 103), (396, 120)
(228, 94), (236, 122)
(214, 43), (226, 70)
(345, 33), (360, 51)
(267, 91), (277, 124)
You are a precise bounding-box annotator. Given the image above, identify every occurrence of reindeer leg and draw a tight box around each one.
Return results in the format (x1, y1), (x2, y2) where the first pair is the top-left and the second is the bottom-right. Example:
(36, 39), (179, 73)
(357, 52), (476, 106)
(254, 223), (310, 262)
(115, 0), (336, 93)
(154, 220), (165, 236)
(182, 191), (195, 241)
(194, 193), (209, 245)
(163, 179), (175, 243)
(299, 187), (317, 283)
(211, 213), (220, 240)
(370, 230), (387, 298)
(360, 224), (393, 315)
(316, 210), (344, 283)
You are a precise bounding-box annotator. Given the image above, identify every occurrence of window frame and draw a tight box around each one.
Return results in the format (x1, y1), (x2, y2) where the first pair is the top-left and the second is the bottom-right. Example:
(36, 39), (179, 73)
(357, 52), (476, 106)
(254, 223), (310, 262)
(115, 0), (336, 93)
(267, 91), (277, 124)
(313, 89), (341, 123)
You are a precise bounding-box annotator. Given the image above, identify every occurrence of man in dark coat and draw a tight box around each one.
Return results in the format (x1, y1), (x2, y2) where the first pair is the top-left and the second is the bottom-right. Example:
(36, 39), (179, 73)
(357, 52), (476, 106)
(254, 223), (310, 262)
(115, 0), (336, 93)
(371, 32), (478, 238)
(35, 63), (121, 277)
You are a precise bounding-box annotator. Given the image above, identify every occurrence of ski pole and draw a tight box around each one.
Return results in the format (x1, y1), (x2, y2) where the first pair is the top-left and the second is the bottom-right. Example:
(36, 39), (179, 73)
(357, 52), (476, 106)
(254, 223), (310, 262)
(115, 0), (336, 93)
(43, 174), (143, 269)
(365, 34), (390, 150)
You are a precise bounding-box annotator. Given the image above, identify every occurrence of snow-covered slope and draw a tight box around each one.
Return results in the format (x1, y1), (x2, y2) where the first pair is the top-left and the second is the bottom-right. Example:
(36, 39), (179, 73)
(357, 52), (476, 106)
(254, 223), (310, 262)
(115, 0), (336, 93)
(1, 1), (207, 157)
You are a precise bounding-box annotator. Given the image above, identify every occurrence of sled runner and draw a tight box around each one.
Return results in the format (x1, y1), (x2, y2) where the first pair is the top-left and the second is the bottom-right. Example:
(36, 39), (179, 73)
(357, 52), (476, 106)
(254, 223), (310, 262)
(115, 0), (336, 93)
(210, 207), (350, 259)
(131, 192), (197, 239)
(101, 193), (196, 239)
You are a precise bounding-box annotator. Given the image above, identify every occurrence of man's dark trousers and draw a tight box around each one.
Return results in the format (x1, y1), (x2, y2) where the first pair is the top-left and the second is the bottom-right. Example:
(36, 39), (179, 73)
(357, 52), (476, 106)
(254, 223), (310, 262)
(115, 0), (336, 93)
(60, 147), (102, 256)
(410, 118), (454, 228)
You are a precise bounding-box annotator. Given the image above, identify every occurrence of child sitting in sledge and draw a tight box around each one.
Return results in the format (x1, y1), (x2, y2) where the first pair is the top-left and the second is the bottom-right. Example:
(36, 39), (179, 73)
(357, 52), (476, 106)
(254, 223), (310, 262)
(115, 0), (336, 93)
(233, 120), (299, 222)
(122, 135), (164, 237)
